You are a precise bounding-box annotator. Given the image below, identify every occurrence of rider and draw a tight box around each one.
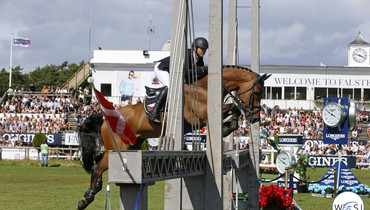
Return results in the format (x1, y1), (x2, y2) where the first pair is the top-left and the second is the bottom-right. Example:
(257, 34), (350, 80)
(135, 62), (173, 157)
(147, 37), (209, 123)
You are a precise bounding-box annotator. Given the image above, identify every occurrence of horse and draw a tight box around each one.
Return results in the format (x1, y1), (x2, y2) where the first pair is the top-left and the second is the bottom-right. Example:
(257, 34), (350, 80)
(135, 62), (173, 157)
(77, 65), (270, 209)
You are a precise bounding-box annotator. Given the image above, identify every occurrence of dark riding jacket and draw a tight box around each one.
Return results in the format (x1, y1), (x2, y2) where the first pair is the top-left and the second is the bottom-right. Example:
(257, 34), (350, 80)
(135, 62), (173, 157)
(156, 49), (206, 77)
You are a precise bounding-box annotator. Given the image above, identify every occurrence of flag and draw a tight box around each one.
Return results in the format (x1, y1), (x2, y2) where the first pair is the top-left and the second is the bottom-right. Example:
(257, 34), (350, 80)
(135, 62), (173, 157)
(13, 37), (31, 47)
(93, 88), (137, 145)
(260, 130), (280, 153)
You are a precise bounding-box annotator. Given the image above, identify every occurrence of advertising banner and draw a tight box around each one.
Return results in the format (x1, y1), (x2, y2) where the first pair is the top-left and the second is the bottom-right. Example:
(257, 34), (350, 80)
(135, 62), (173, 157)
(0, 132), (62, 146)
(278, 135), (303, 145)
(1, 148), (39, 160)
(309, 155), (356, 168)
(184, 134), (206, 143)
(64, 132), (79, 146)
(317, 161), (361, 187)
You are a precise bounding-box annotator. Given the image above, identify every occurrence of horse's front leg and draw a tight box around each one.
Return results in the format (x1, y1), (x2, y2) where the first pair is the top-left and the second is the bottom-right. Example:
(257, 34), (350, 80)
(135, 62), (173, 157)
(78, 154), (108, 210)
(222, 104), (241, 137)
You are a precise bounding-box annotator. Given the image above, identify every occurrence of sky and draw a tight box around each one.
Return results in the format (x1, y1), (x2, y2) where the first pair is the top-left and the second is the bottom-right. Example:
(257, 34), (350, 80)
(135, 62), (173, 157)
(1, 0), (370, 74)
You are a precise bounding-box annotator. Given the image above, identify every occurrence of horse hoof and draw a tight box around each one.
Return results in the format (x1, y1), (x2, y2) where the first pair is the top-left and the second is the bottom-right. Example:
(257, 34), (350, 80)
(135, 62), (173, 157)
(77, 200), (88, 210)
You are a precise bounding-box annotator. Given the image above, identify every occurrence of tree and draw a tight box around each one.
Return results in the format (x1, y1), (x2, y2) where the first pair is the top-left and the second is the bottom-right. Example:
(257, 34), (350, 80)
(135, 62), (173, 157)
(0, 61), (85, 95)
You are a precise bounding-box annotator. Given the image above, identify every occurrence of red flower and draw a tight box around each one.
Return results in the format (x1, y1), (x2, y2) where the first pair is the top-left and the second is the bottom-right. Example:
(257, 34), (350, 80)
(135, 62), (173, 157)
(259, 184), (294, 209)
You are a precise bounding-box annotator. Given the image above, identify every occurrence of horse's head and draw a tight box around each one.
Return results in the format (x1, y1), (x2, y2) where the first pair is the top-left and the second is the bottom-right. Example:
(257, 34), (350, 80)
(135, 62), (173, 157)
(237, 72), (271, 124)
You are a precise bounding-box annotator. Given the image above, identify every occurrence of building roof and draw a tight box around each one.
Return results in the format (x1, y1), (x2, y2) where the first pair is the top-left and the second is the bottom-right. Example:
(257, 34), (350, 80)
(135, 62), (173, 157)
(348, 32), (370, 46)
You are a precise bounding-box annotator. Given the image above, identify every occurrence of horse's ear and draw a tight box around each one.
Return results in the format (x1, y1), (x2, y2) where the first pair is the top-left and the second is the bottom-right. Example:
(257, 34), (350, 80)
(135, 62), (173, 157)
(258, 73), (267, 81)
(264, 74), (272, 81)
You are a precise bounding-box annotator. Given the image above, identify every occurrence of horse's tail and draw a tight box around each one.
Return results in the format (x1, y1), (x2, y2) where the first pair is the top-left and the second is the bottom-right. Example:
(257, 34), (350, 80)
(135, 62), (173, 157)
(78, 113), (104, 173)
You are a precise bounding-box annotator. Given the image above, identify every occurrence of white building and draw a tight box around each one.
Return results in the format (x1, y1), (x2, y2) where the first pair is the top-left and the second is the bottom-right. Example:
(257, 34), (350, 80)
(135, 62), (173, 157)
(90, 33), (370, 110)
(261, 32), (370, 110)
(90, 49), (169, 105)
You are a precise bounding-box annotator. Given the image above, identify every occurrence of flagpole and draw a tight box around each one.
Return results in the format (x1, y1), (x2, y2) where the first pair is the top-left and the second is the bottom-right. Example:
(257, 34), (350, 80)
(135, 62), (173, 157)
(89, 78), (126, 171)
(9, 33), (13, 88)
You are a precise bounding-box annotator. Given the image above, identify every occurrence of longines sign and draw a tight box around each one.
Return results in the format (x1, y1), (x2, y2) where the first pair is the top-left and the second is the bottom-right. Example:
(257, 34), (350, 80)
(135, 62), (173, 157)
(309, 155), (356, 168)
(272, 77), (370, 88)
(1, 132), (62, 146)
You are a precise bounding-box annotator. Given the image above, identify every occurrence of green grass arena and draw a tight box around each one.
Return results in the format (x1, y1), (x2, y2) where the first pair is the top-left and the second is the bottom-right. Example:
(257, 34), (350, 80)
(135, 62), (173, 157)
(0, 159), (369, 209)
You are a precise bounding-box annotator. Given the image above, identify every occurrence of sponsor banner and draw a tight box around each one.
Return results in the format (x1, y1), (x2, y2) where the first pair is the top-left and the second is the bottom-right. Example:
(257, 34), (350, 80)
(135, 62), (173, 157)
(303, 139), (367, 148)
(277, 180), (299, 192)
(184, 134), (206, 143)
(1, 148), (39, 160)
(309, 155), (356, 168)
(278, 135), (303, 145)
(0, 132), (62, 146)
(65, 132), (79, 146)
(318, 161), (361, 187)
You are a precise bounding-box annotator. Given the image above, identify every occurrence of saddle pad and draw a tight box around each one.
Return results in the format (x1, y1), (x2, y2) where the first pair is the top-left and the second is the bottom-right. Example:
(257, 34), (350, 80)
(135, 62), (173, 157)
(143, 96), (157, 114)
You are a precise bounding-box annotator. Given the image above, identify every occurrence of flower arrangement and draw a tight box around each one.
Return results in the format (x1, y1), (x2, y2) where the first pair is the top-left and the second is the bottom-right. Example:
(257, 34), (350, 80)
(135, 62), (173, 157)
(259, 184), (295, 210)
(260, 166), (279, 174)
(294, 153), (314, 181)
(308, 183), (370, 196)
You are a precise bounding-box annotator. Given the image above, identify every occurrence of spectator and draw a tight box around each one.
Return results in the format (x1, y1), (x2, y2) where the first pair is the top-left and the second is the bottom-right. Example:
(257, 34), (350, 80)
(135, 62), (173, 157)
(40, 139), (49, 167)
(360, 108), (369, 122)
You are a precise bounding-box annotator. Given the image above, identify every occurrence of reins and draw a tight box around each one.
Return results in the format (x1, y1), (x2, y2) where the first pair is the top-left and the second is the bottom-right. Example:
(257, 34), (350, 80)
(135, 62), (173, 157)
(223, 75), (263, 118)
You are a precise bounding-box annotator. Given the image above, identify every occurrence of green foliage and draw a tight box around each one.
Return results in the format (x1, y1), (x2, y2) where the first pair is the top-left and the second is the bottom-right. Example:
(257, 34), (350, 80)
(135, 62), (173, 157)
(0, 61), (85, 95)
(260, 167), (279, 174)
(32, 132), (47, 150)
(141, 139), (148, 150)
(0, 68), (9, 93)
(294, 153), (315, 181)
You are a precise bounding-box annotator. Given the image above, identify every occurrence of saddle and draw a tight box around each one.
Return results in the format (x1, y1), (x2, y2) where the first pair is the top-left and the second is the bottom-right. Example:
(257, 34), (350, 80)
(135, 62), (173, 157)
(143, 86), (166, 114)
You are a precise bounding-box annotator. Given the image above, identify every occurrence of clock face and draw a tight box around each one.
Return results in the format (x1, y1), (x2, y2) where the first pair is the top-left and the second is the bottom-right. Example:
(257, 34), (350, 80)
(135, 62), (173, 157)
(352, 48), (367, 63)
(276, 152), (291, 174)
(322, 102), (344, 127)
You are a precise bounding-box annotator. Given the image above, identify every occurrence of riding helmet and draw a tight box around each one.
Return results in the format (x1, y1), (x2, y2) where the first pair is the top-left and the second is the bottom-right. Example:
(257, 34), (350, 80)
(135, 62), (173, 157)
(192, 37), (208, 49)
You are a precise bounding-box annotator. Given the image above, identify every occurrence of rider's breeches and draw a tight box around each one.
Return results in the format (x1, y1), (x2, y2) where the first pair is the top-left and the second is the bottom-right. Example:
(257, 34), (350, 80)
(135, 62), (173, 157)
(154, 62), (169, 87)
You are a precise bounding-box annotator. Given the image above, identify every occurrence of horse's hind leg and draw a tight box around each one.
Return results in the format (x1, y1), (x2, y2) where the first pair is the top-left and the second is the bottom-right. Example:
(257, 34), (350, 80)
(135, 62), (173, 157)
(78, 155), (108, 210)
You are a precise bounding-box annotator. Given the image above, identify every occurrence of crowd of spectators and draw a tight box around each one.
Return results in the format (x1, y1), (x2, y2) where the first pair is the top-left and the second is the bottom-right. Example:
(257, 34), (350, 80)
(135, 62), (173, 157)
(235, 105), (370, 168)
(2, 87), (370, 162)
(0, 85), (101, 147)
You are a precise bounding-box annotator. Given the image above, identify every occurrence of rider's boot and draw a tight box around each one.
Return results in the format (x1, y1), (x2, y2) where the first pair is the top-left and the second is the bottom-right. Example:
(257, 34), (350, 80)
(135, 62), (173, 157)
(147, 86), (168, 124)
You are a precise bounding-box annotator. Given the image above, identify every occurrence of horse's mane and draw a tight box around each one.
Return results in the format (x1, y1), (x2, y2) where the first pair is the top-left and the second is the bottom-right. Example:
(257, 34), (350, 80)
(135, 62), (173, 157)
(223, 65), (253, 73)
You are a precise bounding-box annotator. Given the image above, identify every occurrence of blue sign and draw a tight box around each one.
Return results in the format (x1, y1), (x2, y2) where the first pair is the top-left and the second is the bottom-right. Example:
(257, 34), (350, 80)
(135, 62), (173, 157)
(308, 155), (356, 168)
(0, 132), (63, 146)
(184, 134), (206, 143)
(317, 161), (361, 187)
(277, 180), (299, 191)
(278, 135), (303, 145)
(323, 97), (349, 144)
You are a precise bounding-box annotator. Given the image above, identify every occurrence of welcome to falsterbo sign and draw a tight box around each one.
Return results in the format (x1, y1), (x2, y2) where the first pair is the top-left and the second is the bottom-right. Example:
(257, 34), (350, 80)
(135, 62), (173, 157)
(270, 76), (370, 88)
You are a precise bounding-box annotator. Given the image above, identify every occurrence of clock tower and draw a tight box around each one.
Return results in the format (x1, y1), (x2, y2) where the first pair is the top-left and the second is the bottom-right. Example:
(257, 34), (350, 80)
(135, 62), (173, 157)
(348, 32), (370, 67)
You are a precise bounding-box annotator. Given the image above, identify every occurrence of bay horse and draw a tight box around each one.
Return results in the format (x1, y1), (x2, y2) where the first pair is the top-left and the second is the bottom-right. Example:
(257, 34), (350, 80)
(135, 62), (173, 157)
(77, 65), (270, 209)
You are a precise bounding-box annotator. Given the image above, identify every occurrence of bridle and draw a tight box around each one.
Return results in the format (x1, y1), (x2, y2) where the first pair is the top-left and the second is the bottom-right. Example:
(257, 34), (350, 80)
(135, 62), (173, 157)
(222, 75), (264, 118)
(190, 74), (264, 119)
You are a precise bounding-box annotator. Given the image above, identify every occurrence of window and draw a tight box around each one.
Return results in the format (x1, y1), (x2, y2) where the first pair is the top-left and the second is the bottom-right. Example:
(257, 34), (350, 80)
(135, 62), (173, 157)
(342, 88), (352, 99)
(364, 89), (370, 101)
(101, 84), (112, 96)
(296, 87), (307, 100)
(354, 88), (361, 101)
(272, 87), (282, 99)
(315, 88), (326, 100)
(328, 88), (337, 98)
(265, 86), (271, 99)
(284, 87), (294, 100)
